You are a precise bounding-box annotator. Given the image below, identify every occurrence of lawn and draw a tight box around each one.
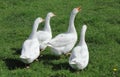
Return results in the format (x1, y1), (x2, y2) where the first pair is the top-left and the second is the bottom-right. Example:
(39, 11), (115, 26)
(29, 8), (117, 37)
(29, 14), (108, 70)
(0, 0), (120, 77)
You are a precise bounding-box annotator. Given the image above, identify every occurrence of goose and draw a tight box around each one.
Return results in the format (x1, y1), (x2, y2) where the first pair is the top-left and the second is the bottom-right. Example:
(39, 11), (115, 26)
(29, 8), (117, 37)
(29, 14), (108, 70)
(69, 25), (89, 70)
(47, 7), (81, 56)
(37, 12), (55, 51)
(20, 17), (44, 64)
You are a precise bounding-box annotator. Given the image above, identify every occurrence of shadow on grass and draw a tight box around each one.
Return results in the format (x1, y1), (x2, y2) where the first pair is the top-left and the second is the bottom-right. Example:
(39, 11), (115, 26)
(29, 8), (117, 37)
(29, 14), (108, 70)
(11, 48), (21, 55)
(51, 62), (81, 73)
(3, 58), (26, 70)
(39, 54), (78, 72)
(39, 54), (61, 61)
(116, 39), (120, 44)
(51, 62), (70, 70)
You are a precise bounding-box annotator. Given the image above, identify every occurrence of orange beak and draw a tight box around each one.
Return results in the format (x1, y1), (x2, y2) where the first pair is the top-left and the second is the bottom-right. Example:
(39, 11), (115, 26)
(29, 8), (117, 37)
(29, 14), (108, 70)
(76, 7), (81, 11)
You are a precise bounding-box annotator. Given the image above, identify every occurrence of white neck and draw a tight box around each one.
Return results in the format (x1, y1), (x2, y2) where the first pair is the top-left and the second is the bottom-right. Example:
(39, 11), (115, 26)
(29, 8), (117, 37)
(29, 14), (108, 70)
(29, 22), (39, 39)
(44, 16), (51, 33)
(67, 13), (76, 33)
(79, 27), (86, 45)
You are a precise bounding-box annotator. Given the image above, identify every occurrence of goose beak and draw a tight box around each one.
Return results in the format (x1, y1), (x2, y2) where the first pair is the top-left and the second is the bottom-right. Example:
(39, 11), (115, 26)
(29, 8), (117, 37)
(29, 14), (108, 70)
(52, 14), (56, 17)
(76, 7), (81, 11)
(42, 19), (45, 22)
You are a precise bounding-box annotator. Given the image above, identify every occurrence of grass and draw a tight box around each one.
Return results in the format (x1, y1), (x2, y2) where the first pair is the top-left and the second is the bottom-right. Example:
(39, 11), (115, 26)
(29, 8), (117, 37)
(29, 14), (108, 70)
(0, 0), (120, 77)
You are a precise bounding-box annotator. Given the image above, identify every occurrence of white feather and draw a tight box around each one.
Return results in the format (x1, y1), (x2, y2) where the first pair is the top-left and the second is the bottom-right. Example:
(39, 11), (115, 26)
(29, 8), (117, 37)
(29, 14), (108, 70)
(20, 17), (44, 64)
(37, 12), (55, 51)
(69, 25), (89, 70)
(47, 7), (80, 56)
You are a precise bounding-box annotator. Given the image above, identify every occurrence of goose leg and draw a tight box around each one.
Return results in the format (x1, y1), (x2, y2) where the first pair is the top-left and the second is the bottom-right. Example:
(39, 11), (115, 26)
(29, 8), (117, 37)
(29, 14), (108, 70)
(35, 58), (39, 61)
(25, 64), (30, 68)
(65, 52), (71, 56)
(76, 71), (79, 74)
(40, 49), (43, 51)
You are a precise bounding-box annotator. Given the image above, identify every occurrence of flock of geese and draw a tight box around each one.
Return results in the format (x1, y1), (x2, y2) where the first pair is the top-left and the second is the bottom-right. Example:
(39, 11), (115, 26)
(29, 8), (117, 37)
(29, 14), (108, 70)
(20, 7), (89, 70)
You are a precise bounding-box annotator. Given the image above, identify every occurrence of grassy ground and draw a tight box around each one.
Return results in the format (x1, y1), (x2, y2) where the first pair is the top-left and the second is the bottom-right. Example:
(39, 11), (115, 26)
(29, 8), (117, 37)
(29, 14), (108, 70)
(0, 0), (120, 77)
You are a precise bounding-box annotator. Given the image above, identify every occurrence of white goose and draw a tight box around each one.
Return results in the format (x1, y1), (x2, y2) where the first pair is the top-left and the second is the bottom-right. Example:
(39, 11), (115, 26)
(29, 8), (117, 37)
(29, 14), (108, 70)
(20, 17), (44, 64)
(47, 7), (81, 56)
(37, 12), (55, 51)
(69, 25), (89, 70)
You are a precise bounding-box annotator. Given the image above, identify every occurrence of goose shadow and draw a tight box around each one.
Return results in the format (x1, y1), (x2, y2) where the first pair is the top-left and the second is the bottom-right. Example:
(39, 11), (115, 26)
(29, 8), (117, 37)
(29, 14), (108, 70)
(11, 48), (21, 55)
(41, 57), (77, 73)
(39, 54), (79, 72)
(116, 39), (120, 44)
(51, 62), (70, 70)
(52, 62), (82, 72)
(3, 58), (26, 70)
(38, 54), (61, 61)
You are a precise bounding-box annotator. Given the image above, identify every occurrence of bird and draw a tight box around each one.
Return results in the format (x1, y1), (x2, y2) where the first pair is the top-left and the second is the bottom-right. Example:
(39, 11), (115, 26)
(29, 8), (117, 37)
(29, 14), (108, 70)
(69, 25), (89, 70)
(47, 7), (81, 56)
(36, 12), (55, 51)
(20, 17), (44, 66)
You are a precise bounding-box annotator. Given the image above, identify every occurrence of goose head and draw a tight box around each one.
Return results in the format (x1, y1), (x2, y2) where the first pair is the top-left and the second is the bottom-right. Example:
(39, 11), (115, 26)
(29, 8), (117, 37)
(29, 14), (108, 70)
(34, 17), (44, 24)
(72, 7), (81, 15)
(79, 24), (87, 45)
(82, 24), (87, 32)
(47, 12), (56, 17)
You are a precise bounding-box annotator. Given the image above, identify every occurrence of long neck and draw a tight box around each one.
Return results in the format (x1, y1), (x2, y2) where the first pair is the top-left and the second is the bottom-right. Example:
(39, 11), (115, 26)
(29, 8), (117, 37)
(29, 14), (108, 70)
(44, 16), (51, 33)
(79, 28), (86, 45)
(29, 22), (39, 39)
(67, 13), (76, 33)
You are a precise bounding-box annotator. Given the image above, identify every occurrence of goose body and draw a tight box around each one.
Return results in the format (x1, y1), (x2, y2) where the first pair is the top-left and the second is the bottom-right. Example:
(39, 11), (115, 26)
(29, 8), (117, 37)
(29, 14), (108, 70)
(37, 12), (55, 51)
(20, 17), (44, 64)
(48, 7), (81, 56)
(20, 39), (40, 63)
(69, 25), (89, 70)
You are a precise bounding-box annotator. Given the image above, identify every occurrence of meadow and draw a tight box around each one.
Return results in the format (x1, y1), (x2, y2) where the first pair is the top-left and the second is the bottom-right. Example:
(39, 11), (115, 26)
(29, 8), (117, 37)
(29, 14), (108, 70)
(0, 0), (120, 77)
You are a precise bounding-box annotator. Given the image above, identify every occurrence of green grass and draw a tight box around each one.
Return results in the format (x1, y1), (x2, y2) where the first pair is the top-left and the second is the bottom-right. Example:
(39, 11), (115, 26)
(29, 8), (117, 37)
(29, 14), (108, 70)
(0, 0), (120, 77)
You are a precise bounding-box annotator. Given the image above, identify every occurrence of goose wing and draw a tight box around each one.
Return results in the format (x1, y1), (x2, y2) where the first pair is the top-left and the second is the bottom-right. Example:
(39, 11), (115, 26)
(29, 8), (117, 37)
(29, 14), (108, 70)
(37, 31), (52, 42)
(69, 46), (82, 61)
(48, 33), (74, 47)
